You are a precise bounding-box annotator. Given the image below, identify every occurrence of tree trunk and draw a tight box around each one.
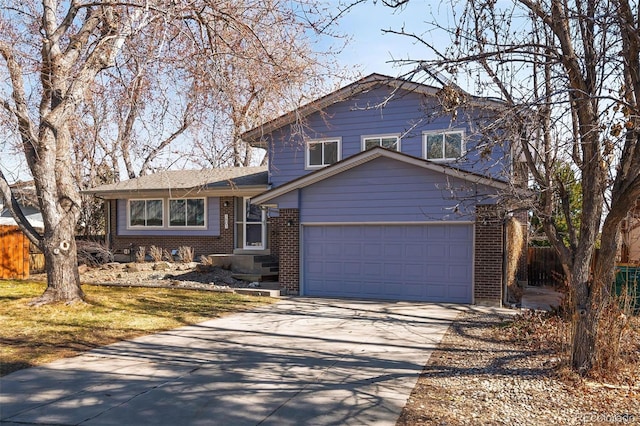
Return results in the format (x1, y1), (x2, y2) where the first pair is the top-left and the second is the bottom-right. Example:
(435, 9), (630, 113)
(570, 224), (621, 373)
(570, 261), (598, 373)
(28, 117), (84, 305)
(31, 222), (84, 305)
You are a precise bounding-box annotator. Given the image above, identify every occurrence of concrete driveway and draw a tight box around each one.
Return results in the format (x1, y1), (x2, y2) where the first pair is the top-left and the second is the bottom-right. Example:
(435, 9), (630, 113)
(0, 298), (462, 425)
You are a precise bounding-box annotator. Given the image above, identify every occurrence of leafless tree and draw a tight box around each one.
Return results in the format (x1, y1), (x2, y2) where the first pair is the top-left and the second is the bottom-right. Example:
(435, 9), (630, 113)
(366, 0), (640, 375)
(0, 0), (344, 305)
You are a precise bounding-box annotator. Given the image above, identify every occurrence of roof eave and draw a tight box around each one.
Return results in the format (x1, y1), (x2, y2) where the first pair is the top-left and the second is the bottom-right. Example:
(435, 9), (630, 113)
(243, 73), (507, 146)
(85, 185), (269, 200)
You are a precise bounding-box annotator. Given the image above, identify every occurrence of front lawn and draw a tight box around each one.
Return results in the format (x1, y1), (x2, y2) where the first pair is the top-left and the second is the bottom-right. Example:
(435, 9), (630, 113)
(0, 280), (273, 376)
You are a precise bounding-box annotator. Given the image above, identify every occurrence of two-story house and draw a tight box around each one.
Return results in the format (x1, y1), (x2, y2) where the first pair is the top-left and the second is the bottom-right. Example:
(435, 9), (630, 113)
(241, 74), (521, 306)
(89, 73), (523, 306)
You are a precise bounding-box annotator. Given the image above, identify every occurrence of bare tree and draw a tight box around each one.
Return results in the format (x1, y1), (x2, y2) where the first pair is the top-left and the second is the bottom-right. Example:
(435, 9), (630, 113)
(0, 0), (343, 305)
(368, 0), (640, 375)
(187, 3), (349, 168)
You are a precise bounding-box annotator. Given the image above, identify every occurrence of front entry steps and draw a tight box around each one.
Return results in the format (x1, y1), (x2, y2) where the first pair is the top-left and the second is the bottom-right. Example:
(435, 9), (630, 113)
(204, 254), (279, 282)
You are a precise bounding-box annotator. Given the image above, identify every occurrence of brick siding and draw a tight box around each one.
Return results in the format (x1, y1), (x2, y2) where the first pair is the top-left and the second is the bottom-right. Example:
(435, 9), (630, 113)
(474, 204), (505, 306)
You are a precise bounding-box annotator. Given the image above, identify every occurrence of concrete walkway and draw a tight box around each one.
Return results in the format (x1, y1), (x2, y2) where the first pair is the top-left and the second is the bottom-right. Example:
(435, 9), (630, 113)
(520, 286), (564, 311)
(0, 298), (464, 426)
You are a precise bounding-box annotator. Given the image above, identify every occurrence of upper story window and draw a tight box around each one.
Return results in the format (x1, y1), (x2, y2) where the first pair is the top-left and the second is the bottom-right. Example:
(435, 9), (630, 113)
(169, 198), (205, 227)
(306, 138), (340, 169)
(423, 130), (464, 161)
(129, 199), (163, 227)
(362, 134), (400, 151)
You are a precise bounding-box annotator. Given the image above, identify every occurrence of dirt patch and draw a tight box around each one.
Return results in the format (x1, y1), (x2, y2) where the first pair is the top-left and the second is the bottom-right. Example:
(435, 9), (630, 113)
(398, 310), (639, 426)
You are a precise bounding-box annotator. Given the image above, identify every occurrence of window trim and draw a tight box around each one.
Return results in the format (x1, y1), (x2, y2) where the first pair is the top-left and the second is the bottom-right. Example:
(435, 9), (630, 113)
(128, 199), (165, 229)
(361, 134), (401, 152)
(422, 129), (465, 161)
(305, 138), (341, 170)
(168, 197), (207, 229)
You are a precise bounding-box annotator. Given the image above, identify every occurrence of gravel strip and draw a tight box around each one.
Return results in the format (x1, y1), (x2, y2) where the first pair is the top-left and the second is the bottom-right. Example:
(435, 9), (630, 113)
(397, 310), (639, 426)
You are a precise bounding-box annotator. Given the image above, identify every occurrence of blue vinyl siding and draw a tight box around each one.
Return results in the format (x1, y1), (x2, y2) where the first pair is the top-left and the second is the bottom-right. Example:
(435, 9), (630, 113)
(265, 85), (510, 188)
(116, 197), (220, 236)
(286, 157), (499, 223)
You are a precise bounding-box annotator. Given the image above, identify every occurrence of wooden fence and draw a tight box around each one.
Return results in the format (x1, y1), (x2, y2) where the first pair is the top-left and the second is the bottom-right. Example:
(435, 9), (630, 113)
(0, 225), (30, 279)
(527, 246), (565, 286)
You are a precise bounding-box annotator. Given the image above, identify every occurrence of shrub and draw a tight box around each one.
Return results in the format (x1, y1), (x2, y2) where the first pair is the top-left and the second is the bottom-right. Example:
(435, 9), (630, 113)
(76, 240), (114, 266)
(135, 246), (146, 263)
(148, 245), (163, 262)
(177, 246), (194, 263)
(162, 249), (174, 263)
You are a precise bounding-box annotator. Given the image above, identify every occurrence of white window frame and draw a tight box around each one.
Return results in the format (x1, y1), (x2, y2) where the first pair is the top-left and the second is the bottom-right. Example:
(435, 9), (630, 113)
(168, 198), (207, 229)
(361, 134), (401, 152)
(128, 199), (164, 228)
(241, 196), (266, 250)
(305, 138), (341, 170)
(422, 129), (465, 161)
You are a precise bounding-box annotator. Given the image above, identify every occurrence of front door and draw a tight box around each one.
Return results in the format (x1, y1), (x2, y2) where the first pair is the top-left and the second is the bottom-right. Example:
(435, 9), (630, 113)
(242, 197), (266, 250)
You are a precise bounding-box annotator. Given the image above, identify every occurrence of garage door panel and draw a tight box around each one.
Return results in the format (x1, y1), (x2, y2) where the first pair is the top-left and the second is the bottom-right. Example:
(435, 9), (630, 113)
(383, 262), (403, 277)
(404, 283), (426, 297)
(404, 263), (424, 279)
(448, 284), (469, 298)
(448, 225), (471, 240)
(343, 243), (363, 257)
(426, 285), (448, 298)
(404, 244), (425, 259)
(303, 224), (473, 303)
(343, 262), (362, 276)
(363, 245), (383, 257)
(306, 260), (324, 274)
(427, 226), (446, 239)
(384, 244), (403, 258)
(362, 262), (382, 276)
(449, 265), (472, 281)
(426, 244), (448, 259)
(425, 264), (447, 279)
(343, 227), (364, 239)
(363, 226), (383, 239)
(306, 244), (324, 257)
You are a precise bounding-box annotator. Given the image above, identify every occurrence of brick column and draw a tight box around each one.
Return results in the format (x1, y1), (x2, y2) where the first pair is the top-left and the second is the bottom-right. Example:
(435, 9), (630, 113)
(217, 196), (235, 253)
(276, 209), (300, 295)
(474, 204), (504, 306)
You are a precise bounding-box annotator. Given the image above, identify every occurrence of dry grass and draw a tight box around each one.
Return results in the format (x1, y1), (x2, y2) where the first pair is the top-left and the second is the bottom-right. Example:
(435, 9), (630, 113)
(177, 246), (195, 263)
(0, 280), (273, 377)
(498, 309), (640, 385)
(148, 245), (163, 262)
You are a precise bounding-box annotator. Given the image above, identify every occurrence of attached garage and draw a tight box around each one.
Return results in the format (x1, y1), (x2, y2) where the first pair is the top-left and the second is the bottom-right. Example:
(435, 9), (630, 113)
(252, 149), (511, 306)
(302, 223), (474, 303)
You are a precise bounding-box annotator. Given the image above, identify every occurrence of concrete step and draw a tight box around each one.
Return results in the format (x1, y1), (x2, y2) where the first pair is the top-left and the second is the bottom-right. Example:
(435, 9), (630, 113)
(234, 288), (281, 297)
(232, 273), (279, 282)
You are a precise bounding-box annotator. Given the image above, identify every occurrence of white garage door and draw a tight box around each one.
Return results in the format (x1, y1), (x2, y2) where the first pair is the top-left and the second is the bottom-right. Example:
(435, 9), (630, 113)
(303, 224), (473, 303)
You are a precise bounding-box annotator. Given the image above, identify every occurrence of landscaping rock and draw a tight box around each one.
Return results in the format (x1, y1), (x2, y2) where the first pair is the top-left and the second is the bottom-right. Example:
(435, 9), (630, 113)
(153, 262), (171, 271)
(125, 264), (140, 273)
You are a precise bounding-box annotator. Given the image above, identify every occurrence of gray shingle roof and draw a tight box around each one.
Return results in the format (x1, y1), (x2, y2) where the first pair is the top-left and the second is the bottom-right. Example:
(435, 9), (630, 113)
(86, 166), (268, 198)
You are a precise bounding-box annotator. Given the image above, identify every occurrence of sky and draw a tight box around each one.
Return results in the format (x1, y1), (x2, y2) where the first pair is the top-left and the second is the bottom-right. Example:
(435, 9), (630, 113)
(330, 1), (450, 78)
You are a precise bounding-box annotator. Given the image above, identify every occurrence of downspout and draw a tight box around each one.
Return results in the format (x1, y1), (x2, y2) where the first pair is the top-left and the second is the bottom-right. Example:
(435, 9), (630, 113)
(297, 188), (303, 296)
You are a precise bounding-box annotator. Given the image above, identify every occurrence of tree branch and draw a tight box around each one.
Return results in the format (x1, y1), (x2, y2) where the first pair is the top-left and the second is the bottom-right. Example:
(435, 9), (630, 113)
(0, 171), (43, 249)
